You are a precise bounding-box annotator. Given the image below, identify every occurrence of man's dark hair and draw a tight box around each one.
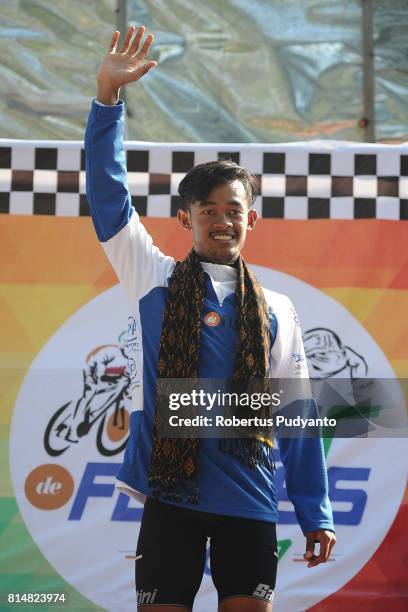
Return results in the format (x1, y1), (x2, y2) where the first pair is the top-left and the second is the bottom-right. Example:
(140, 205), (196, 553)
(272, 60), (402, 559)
(178, 159), (258, 210)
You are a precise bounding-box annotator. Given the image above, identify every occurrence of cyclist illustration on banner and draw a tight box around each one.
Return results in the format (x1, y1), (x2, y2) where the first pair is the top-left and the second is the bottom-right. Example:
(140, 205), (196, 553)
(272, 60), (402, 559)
(44, 332), (131, 457)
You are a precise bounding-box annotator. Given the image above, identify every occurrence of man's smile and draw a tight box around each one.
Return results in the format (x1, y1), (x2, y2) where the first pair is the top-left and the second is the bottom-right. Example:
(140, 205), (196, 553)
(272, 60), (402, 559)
(210, 232), (236, 242)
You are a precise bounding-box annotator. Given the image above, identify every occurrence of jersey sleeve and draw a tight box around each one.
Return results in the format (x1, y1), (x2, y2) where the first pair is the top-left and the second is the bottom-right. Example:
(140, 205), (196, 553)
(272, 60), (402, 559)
(84, 99), (174, 303)
(272, 296), (335, 535)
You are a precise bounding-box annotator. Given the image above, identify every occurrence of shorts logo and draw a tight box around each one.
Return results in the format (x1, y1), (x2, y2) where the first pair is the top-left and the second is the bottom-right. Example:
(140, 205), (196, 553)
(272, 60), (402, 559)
(137, 589), (158, 605)
(204, 311), (221, 327)
(252, 583), (275, 602)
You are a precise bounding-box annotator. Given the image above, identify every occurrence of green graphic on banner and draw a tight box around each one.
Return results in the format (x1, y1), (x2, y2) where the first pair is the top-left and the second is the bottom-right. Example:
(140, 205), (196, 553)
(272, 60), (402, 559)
(0, 497), (100, 610)
(277, 539), (292, 561)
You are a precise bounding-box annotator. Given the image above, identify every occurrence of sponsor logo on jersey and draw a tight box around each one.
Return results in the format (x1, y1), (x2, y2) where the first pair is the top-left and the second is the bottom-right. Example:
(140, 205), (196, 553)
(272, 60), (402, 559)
(204, 311), (221, 327)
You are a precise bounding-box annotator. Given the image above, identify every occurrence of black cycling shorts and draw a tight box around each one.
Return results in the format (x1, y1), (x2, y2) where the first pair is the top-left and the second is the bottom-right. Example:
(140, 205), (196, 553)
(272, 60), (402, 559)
(135, 497), (277, 609)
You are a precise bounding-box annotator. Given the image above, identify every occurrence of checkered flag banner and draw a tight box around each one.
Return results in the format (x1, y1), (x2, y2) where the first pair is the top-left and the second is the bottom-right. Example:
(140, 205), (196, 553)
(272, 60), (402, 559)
(1, 139), (408, 220)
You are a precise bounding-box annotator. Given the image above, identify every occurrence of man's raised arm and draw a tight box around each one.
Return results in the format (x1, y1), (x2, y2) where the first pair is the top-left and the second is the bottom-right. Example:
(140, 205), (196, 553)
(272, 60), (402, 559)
(85, 26), (174, 303)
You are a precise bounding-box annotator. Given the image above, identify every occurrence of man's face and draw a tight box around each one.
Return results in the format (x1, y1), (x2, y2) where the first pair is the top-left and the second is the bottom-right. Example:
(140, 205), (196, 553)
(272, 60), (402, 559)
(177, 180), (257, 264)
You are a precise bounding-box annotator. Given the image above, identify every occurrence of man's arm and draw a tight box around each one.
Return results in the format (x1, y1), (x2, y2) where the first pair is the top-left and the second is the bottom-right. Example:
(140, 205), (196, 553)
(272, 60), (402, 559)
(272, 296), (336, 567)
(85, 26), (174, 303)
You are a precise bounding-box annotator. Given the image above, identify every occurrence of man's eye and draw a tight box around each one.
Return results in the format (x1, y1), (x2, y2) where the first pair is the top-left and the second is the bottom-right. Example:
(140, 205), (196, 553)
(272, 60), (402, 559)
(202, 209), (213, 215)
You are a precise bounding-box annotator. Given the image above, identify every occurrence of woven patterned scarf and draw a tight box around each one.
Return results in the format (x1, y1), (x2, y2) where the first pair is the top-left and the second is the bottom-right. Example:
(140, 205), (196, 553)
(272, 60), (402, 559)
(148, 248), (273, 503)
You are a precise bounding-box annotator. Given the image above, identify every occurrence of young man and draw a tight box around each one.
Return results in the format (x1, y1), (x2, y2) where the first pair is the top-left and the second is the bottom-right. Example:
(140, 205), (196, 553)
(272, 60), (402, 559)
(85, 25), (336, 612)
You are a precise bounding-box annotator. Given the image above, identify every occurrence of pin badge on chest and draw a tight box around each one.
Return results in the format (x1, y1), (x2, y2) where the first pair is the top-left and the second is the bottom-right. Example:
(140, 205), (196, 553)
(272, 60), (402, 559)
(204, 311), (221, 327)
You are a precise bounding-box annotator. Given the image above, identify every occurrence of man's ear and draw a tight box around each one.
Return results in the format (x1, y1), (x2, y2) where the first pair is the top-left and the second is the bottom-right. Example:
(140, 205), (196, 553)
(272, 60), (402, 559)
(247, 208), (258, 230)
(177, 209), (192, 230)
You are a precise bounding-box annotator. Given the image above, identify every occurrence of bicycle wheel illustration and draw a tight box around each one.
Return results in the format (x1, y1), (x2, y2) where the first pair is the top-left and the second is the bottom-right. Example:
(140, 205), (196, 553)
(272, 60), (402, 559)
(96, 403), (129, 456)
(44, 402), (74, 456)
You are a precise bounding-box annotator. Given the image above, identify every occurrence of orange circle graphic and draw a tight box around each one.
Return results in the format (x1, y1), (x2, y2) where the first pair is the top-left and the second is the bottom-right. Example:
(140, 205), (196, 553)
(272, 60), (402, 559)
(106, 410), (129, 442)
(24, 464), (74, 511)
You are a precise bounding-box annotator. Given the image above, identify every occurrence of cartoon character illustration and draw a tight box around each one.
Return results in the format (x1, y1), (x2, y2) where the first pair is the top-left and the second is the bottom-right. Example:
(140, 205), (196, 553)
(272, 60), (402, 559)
(44, 340), (131, 457)
(303, 328), (374, 439)
(303, 328), (368, 380)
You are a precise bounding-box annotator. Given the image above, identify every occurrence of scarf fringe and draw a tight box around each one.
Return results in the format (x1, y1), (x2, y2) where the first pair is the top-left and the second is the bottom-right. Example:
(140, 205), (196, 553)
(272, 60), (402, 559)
(219, 438), (276, 472)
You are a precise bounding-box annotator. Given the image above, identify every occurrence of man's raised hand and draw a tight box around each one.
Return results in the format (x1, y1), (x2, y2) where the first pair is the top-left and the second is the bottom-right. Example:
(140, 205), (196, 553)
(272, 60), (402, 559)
(97, 25), (157, 105)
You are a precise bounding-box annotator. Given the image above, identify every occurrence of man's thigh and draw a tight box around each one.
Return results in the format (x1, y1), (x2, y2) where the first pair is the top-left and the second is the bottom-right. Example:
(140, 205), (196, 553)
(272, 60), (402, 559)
(210, 516), (277, 608)
(136, 498), (207, 608)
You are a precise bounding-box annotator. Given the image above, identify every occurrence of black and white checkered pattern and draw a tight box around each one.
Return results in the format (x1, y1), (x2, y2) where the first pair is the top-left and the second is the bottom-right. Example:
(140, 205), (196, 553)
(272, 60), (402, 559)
(1, 140), (408, 219)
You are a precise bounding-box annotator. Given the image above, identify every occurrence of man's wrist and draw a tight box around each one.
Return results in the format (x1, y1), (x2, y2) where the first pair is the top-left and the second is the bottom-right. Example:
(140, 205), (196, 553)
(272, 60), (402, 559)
(96, 84), (121, 106)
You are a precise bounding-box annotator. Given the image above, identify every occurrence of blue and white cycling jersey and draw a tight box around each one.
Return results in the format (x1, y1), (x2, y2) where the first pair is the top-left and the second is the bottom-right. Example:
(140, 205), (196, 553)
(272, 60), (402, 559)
(85, 99), (334, 534)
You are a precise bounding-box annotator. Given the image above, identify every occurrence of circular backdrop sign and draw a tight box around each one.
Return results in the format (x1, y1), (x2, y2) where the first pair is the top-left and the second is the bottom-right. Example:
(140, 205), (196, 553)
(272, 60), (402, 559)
(9, 269), (407, 611)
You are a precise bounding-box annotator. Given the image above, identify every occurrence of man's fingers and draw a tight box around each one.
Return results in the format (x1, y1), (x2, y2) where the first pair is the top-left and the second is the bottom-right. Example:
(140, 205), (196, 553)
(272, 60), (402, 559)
(132, 61), (157, 81)
(105, 25), (156, 85)
(305, 533), (316, 553)
(109, 31), (120, 53)
(119, 25), (136, 54)
(303, 533), (316, 562)
(307, 537), (323, 567)
(308, 545), (328, 567)
(129, 25), (146, 56)
(305, 532), (336, 567)
(138, 34), (155, 61)
(328, 536), (336, 560)
(316, 537), (330, 563)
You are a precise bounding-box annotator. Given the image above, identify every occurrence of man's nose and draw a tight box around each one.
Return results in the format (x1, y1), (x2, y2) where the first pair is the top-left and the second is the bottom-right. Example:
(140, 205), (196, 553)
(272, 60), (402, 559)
(212, 213), (233, 228)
